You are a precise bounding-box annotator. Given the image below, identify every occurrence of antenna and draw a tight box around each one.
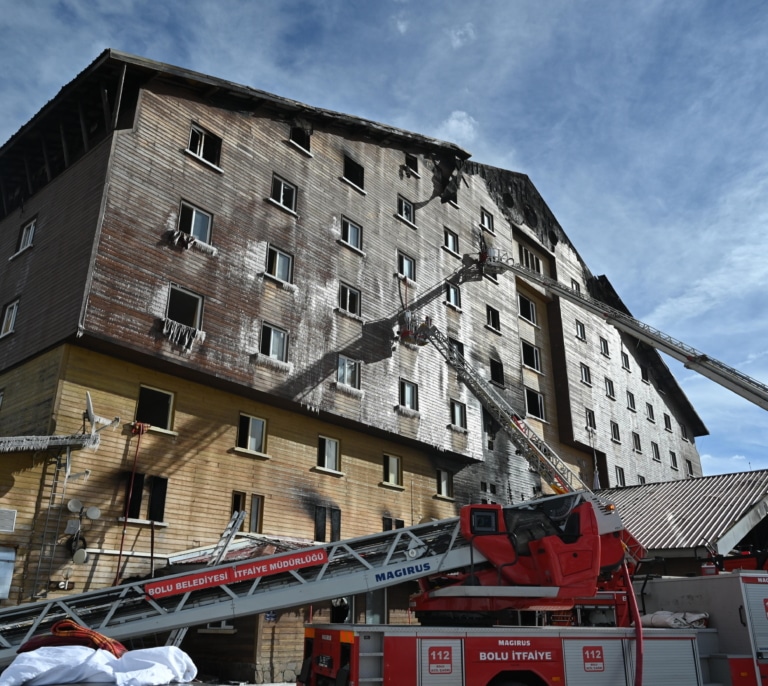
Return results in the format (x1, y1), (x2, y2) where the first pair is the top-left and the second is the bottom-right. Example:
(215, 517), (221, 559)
(83, 392), (120, 435)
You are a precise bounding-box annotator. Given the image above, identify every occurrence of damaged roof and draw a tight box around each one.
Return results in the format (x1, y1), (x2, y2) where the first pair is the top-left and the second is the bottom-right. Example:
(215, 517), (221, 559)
(600, 470), (768, 557)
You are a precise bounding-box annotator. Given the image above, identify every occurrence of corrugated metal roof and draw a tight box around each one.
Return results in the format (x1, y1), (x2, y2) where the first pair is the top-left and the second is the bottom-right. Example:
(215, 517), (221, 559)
(600, 470), (768, 555)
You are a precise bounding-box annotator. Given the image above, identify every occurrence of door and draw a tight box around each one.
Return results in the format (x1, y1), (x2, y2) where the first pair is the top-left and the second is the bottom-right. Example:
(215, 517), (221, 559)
(420, 639), (464, 686)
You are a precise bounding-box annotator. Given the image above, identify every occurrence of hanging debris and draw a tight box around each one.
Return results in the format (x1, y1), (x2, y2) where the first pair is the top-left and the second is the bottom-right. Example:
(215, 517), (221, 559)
(165, 230), (219, 256)
(162, 318), (204, 351)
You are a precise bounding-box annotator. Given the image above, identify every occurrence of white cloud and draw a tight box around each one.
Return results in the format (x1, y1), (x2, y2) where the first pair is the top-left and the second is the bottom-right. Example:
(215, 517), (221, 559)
(434, 111), (478, 147)
(447, 22), (476, 49)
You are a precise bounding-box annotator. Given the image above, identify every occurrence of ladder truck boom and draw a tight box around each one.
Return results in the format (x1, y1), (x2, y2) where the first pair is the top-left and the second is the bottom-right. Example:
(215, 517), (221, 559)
(480, 250), (768, 412)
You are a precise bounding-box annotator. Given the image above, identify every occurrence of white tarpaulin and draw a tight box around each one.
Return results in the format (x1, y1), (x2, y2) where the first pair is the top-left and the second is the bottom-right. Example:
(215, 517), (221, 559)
(0, 645), (197, 686)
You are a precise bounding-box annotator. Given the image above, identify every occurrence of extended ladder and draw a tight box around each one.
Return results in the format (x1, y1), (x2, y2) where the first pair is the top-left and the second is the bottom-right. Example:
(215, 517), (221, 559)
(0, 514), (482, 666)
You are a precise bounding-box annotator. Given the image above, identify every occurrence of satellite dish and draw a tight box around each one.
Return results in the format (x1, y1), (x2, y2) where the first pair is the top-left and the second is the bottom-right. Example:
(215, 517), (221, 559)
(86, 391), (96, 426)
(72, 548), (88, 564)
(85, 506), (101, 520)
(67, 499), (83, 513)
(84, 391), (119, 434)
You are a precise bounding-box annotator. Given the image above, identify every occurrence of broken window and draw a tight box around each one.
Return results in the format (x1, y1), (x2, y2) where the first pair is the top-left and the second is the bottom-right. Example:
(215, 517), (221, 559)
(338, 283), (361, 316)
(525, 388), (545, 420)
(317, 436), (340, 472)
(445, 283), (461, 309)
(135, 385), (173, 430)
(518, 295), (536, 325)
(270, 175), (297, 212)
(16, 218), (35, 253)
(397, 196), (415, 225)
(0, 300), (18, 337)
(399, 379), (418, 411)
(383, 516), (405, 530)
(382, 454), (402, 486)
(490, 358), (505, 386)
(266, 246), (293, 282)
(314, 505), (341, 542)
(450, 400), (467, 429)
(521, 341), (540, 371)
(249, 494), (264, 533)
(178, 202), (212, 244)
(187, 124), (222, 167)
(167, 285), (203, 329)
(341, 217), (362, 250)
(486, 305), (500, 332)
(260, 323), (288, 362)
(237, 414), (266, 453)
(289, 126), (311, 153)
(337, 355), (361, 389)
(343, 155), (364, 190)
(405, 153), (419, 176)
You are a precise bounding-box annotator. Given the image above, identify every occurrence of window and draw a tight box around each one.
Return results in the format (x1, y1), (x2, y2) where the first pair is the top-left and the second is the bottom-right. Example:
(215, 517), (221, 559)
(444, 227), (459, 254)
(289, 126), (311, 152)
(260, 323), (288, 362)
(266, 246), (293, 282)
(490, 358), (505, 386)
(383, 454), (402, 486)
(599, 337), (610, 356)
(436, 469), (454, 498)
(167, 285), (203, 328)
(652, 442), (661, 461)
(605, 377), (615, 399)
(399, 379), (419, 411)
(570, 279), (581, 293)
(270, 175), (297, 212)
(343, 155), (364, 190)
(483, 409), (499, 450)
(519, 245), (541, 273)
(397, 251), (416, 280)
(621, 351), (631, 371)
(521, 341), (541, 371)
(641, 365), (650, 383)
(450, 399), (467, 429)
(232, 492), (247, 530)
(178, 202), (212, 243)
(486, 305), (501, 332)
(124, 473), (168, 522)
(317, 436), (340, 472)
(339, 283), (361, 316)
(615, 466), (626, 487)
(480, 481), (498, 505)
(0, 300), (18, 337)
(580, 364), (592, 385)
(445, 283), (461, 309)
(670, 451), (679, 470)
(525, 388), (545, 420)
(686, 460), (694, 478)
(249, 494), (264, 533)
(626, 391), (636, 411)
(405, 153), (419, 176)
(341, 217), (362, 250)
(397, 196), (415, 224)
(518, 294), (537, 324)
(337, 355), (361, 389)
(135, 386), (173, 430)
(575, 320), (586, 340)
(314, 505), (341, 542)
(480, 208), (494, 233)
(237, 414), (266, 453)
(383, 516), (405, 531)
(187, 124), (222, 166)
(16, 219), (35, 252)
(610, 421), (621, 442)
(585, 408), (596, 431)
(632, 432), (642, 452)
(664, 413), (672, 431)
(448, 337), (464, 358)
(646, 403), (655, 422)
(681, 424), (689, 441)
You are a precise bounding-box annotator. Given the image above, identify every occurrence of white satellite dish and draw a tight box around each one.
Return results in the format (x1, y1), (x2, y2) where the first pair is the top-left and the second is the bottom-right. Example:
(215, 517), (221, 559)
(85, 506), (101, 520)
(84, 391), (119, 434)
(67, 499), (83, 513)
(72, 548), (88, 564)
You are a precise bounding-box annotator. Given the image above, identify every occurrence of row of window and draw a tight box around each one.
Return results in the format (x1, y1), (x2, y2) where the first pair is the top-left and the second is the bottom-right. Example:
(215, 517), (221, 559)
(615, 455), (695, 487)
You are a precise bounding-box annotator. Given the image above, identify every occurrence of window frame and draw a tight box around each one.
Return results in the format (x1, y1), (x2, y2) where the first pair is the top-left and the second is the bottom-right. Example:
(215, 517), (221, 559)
(519, 245), (542, 273)
(338, 282), (362, 316)
(632, 431), (642, 453)
(450, 399), (467, 429)
(525, 387), (545, 420)
(670, 450), (679, 470)
(443, 227), (459, 255)
(289, 126), (311, 154)
(486, 305), (501, 332)
(337, 354), (361, 389)
(270, 174), (298, 213)
(605, 377), (616, 399)
(585, 408), (596, 431)
(651, 441), (661, 462)
(317, 435), (341, 472)
(575, 320), (586, 340)
(399, 378), (419, 411)
(580, 363), (592, 386)
(615, 466), (626, 487)
(685, 459), (694, 478)
(490, 358), (505, 386)
(236, 413), (267, 454)
(187, 123), (222, 168)
(249, 494), (265, 533)
(610, 420), (621, 443)
(266, 245), (294, 283)
(397, 195), (416, 226)
(436, 468), (454, 498)
(341, 216), (363, 251)
(342, 154), (365, 191)
(646, 402), (655, 422)
(626, 391), (636, 412)
(16, 218), (36, 253)
(397, 251), (416, 281)
(664, 413), (673, 432)
(135, 385), (174, 431)
(599, 337), (610, 357)
(621, 351), (631, 371)
(479, 208), (494, 233)
(382, 454), (402, 486)
(518, 294), (537, 324)
(0, 300), (19, 337)
(178, 201), (212, 244)
(260, 322), (289, 362)
(167, 284), (203, 329)
(521, 340), (541, 372)
(445, 283), (461, 310)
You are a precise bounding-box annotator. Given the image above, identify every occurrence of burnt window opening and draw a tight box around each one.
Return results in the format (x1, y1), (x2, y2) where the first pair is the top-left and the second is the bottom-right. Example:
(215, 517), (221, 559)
(383, 516), (405, 531)
(187, 124), (222, 167)
(486, 305), (501, 332)
(521, 340), (540, 371)
(135, 386), (173, 430)
(490, 358), (505, 386)
(315, 505), (341, 542)
(343, 155), (365, 190)
(124, 473), (168, 522)
(483, 408), (500, 450)
(518, 295), (536, 325)
(525, 388), (545, 420)
(289, 126), (311, 152)
(167, 285), (203, 329)
(404, 154), (419, 176)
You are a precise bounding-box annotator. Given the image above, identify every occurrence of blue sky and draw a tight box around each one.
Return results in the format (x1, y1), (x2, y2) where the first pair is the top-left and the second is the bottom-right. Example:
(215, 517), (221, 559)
(1, 0), (767, 476)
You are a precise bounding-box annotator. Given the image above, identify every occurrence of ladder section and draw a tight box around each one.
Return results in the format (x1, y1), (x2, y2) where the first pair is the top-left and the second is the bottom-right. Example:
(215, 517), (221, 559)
(421, 322), (590, 495)
(0, 515), (481, 666)
(481, 252), (768, 412)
